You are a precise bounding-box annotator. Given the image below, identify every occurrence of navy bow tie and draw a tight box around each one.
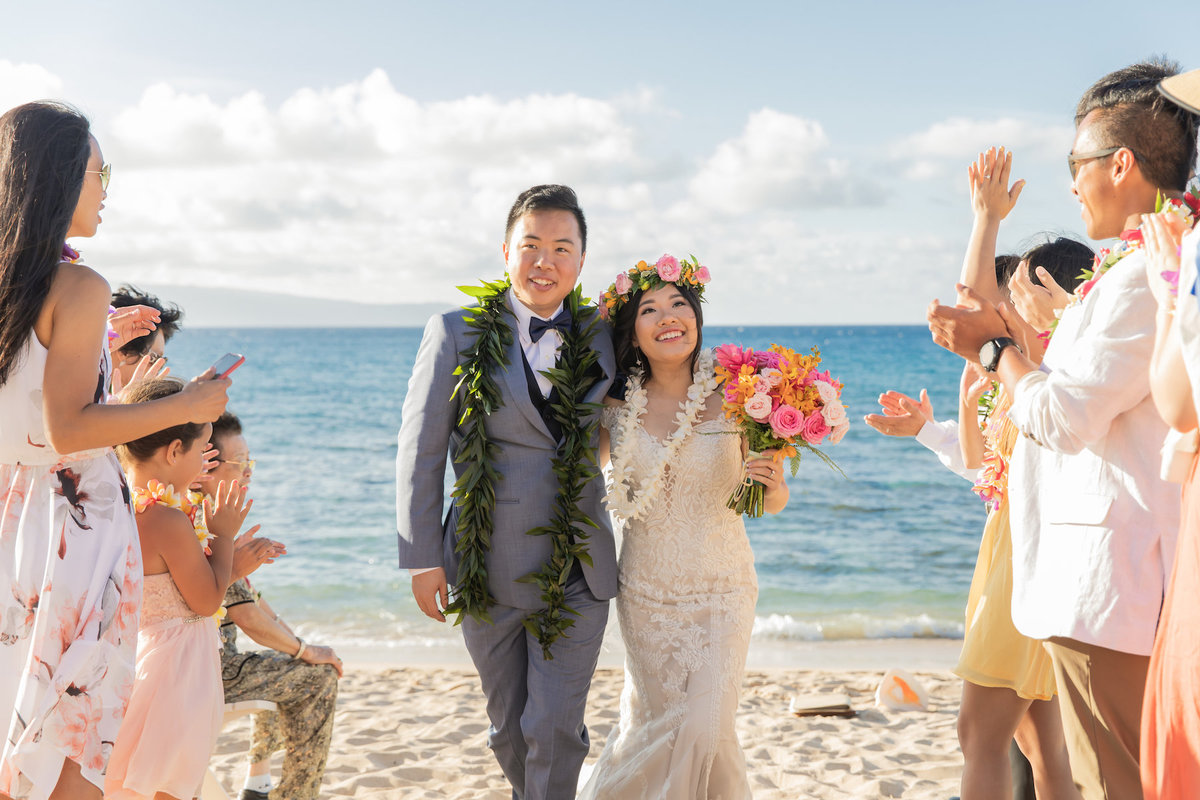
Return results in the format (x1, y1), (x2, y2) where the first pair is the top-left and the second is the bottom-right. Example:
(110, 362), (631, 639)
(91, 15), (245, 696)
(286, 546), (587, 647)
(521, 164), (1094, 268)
(529, 311), (571, 343)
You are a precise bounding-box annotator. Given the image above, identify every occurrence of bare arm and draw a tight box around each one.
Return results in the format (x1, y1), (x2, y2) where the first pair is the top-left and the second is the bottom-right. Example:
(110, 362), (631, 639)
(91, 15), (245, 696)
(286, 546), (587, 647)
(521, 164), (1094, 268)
(38, 265), (230, 454)
(226, 598), (344, 677)
(1143, 214), (1197, 431)
(959, 147), (1024, 305)
(957, 363), (991, 470)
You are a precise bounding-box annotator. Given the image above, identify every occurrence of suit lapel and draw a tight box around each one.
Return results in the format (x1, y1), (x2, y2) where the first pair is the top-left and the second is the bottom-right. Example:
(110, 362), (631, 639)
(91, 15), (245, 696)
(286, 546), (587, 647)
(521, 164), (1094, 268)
(502, 293), (557, 444)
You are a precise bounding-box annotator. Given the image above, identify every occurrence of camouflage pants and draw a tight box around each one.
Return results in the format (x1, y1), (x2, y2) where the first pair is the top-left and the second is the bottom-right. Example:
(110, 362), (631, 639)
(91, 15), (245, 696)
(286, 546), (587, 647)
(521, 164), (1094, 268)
(221, 650), (338, 800)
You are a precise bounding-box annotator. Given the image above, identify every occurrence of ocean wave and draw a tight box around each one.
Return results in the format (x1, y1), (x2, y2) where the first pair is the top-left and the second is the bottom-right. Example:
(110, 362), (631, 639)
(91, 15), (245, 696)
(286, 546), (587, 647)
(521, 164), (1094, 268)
(751, 612), (963, 641)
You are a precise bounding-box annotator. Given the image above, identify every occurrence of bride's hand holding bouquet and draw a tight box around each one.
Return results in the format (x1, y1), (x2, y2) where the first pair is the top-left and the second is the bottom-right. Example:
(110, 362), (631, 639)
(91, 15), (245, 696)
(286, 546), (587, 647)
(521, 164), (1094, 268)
(714, 343), (848, 516)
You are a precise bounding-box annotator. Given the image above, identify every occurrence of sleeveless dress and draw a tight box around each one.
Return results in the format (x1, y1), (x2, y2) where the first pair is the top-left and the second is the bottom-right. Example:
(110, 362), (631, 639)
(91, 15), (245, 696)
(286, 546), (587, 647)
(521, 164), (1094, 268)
(105, 572), (223, 800)
(0, 333), (142, 797)
(1141, 229), (1200, 800)
(580, 407), (757, 800)
(953, 391), (1056, 700)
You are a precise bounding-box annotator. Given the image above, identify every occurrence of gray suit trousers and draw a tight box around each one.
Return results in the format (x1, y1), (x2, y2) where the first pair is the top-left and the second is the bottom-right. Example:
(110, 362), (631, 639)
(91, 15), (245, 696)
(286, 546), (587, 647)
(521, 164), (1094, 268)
(462, 568), (610, 800)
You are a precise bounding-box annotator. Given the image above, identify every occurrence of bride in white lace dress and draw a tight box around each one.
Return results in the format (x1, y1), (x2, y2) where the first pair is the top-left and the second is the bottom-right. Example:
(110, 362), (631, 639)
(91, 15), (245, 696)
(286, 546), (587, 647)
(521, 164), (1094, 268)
(581, 266), (790, 800)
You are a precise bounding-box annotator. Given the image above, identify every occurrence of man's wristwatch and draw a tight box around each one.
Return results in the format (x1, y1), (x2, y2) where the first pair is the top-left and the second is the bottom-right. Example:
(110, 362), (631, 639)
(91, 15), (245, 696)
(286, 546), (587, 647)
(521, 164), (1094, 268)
(979, 336), (1021, 373)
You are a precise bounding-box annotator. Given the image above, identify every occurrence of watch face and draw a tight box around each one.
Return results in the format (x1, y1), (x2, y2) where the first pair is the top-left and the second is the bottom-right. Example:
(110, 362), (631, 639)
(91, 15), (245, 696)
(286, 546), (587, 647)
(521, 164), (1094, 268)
(979, 340), (997, 368)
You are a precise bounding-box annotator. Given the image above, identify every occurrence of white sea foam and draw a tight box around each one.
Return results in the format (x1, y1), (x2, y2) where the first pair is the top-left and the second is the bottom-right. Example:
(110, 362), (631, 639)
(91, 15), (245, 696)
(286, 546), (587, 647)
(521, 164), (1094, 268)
(752, 612), (963, 641)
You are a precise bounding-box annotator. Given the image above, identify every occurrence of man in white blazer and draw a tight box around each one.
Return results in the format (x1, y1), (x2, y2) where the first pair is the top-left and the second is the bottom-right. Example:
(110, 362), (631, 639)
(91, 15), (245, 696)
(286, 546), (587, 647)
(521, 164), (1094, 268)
(927, 59), (1198, 800)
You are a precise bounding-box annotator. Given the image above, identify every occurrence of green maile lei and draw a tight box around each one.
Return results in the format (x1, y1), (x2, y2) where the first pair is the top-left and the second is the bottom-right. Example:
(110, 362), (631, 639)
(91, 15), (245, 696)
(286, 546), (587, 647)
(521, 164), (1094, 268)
(446, 276), (602, 659)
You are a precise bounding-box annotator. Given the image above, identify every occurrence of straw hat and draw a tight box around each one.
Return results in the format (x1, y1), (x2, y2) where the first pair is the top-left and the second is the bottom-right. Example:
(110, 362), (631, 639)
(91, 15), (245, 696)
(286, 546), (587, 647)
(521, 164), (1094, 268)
(1160, 68), (1200, 115)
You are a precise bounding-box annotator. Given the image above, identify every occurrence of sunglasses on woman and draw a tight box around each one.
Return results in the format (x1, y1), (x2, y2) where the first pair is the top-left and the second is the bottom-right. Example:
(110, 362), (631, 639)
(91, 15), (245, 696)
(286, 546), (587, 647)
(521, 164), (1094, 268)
(85, 163), (111, 191)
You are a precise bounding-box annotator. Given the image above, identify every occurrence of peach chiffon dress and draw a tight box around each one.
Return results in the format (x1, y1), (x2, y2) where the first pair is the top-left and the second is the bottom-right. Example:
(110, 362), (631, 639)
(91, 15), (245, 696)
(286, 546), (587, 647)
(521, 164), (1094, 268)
(105, 573), (222, 800)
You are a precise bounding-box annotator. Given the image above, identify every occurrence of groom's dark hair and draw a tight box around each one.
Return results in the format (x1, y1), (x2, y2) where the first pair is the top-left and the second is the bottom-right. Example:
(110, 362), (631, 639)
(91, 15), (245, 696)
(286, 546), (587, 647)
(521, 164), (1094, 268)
(505, 184), (587, 252)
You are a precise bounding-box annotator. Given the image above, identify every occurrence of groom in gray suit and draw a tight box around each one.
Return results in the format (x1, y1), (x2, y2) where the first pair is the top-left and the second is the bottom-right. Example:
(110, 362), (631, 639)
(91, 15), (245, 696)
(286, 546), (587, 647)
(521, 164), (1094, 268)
(396, 185), (617, 799)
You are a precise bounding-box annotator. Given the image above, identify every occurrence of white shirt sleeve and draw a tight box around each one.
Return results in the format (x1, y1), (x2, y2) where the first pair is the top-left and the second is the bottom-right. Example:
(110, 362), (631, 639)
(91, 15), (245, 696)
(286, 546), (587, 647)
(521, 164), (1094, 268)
(915, 419), (980, 482)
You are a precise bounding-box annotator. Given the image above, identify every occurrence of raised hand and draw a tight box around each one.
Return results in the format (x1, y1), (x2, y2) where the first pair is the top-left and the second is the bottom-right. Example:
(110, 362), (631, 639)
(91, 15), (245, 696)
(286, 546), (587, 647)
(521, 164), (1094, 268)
(203, 479), (253, 542)
(112, 351), (171, 399)
(1141, 211), (1189, 310)
(968, 146), (1025, 224)
(863, 389), (934, 437)
(189, 443), (219, 491)
(107, 304), (161, 352)
(1008, 265), (1071, 332)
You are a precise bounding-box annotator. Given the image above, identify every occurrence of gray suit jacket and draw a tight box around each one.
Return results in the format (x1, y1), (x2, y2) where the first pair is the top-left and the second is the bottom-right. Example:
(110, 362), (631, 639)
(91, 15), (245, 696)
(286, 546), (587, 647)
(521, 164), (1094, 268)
(395, 293), (618, 609)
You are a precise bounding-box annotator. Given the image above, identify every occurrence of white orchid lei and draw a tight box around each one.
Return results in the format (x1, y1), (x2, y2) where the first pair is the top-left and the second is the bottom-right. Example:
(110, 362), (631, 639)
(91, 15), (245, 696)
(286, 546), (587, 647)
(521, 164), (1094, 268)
(607, 348), (719, 523)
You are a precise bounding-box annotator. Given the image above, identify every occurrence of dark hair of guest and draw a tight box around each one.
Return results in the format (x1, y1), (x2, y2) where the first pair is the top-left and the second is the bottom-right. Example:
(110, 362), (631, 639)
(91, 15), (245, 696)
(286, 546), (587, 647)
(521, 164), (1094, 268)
(612, 283), (705, 381)
(111, 285), (185, 358)
(0, 102), (92, 387)
(116, 378), (207, 463)
(504, 184), (587, 252)
(1075, 58), (1198, 191)
(1020, 236), (1095, 293)
(209, 410), (242, 448)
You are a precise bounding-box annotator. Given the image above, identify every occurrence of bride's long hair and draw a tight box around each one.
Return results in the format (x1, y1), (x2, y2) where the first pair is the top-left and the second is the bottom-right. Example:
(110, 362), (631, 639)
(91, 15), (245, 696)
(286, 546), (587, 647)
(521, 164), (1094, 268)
(611, 282), (704, 381)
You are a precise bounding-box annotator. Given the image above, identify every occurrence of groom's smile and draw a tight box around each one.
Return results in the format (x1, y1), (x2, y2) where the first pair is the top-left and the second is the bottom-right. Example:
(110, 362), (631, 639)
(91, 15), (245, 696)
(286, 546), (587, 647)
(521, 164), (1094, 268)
(503, 208), (585, 318)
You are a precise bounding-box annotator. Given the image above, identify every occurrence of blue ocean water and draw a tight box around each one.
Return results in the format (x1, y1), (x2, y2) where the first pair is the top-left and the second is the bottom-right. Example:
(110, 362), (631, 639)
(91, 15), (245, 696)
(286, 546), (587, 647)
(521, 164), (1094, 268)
(164, 325), (985, 651)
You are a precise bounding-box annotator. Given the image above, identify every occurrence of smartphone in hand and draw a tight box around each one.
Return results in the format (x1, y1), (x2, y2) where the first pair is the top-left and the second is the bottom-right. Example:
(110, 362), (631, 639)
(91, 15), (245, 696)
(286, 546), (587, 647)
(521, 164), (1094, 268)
(210, 353), (245, 379)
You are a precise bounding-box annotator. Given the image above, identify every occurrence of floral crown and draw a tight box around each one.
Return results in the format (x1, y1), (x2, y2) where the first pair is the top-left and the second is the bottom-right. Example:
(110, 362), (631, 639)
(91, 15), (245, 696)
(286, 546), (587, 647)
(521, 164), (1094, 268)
(598, 254), (710, 321)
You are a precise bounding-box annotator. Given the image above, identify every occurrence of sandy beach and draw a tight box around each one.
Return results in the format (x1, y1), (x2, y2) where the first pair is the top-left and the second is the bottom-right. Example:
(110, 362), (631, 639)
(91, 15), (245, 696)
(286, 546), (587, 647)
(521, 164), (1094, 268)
(209, 640), (966, 799)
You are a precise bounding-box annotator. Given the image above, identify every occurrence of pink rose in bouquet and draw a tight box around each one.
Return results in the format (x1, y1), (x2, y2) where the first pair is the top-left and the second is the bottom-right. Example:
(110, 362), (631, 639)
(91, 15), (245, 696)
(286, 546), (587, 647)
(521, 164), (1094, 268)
(802, 410), (831, 444)
(753, 376), (771, 394)
(769, 404), (804, 438)
(656, 254), (682, 281)
(744, 393), (773, 421)
(760, 367), (783, 387)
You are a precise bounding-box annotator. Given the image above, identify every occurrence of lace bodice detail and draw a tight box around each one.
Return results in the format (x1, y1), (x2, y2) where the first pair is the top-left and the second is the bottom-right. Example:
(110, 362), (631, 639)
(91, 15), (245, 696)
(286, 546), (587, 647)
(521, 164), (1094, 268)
(140, 573), (201, 627)
(603, 407), (755, 599)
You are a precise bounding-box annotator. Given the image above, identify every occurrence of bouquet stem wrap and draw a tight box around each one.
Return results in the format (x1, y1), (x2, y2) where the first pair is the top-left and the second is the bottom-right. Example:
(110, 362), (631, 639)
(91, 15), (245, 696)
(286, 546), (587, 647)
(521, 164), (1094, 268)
(728, 449), (767, 517)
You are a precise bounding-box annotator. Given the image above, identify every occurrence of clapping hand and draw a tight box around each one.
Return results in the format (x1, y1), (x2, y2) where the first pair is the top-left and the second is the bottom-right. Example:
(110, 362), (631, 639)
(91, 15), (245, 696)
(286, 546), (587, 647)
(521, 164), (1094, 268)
(107, 305), (160, 352)
(960, 362), (993, 409)
(969, 146), (1024, 224)
(864, 389), (934, 437)
(189, 443), (220, 491)
(203, 479), (253, 542)
(928, 284), (1011, 362)
(230, 526), (287, 581)
(1141, 211), (1189, 310)
(1008, 265), (1071, 333)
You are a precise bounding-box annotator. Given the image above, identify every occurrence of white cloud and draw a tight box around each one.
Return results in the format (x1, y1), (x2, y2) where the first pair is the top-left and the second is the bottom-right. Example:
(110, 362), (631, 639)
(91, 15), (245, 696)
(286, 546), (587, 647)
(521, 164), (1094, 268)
(687, 109), (871, 213)
(893, 116), (1075, 181)
(4, 63), (1077, 324)
(0, 61), (66, 113)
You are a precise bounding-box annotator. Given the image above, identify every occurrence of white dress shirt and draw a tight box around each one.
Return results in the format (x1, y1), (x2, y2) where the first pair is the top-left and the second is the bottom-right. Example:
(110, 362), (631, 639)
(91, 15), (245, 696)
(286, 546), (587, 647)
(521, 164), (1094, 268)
(915, 419), (979, 482)
(1006, 248), (1181, 655)
(510, 299), (564, 397)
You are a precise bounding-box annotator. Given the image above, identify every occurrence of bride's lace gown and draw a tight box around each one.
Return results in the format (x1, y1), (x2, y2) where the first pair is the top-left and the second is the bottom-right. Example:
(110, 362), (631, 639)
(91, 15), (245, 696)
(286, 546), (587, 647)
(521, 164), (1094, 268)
(581, 405), (757, 799)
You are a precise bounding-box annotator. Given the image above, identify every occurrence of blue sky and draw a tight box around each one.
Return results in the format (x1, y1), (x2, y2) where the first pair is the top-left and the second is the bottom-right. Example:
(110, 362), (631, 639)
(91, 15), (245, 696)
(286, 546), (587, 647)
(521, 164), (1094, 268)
(1, 2), (1194, 324)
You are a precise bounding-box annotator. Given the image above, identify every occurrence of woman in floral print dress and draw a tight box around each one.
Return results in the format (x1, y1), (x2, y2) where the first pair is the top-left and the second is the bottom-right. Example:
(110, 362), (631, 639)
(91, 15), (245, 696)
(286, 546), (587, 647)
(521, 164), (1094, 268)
(0, 102), (230, 800)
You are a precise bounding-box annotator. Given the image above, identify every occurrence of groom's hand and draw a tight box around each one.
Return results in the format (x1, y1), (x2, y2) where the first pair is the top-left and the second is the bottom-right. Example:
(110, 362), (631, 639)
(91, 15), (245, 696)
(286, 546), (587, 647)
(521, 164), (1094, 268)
(412, 568), (449, 622)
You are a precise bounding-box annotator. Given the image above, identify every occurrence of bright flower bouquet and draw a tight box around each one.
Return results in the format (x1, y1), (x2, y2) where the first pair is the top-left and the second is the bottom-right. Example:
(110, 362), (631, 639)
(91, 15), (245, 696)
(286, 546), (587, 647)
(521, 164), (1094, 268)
(714, 343), (848, 517)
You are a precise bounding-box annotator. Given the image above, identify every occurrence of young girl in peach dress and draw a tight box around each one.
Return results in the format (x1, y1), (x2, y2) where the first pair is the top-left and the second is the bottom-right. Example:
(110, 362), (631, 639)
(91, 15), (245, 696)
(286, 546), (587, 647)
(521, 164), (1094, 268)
(105, 379), (253, 800)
